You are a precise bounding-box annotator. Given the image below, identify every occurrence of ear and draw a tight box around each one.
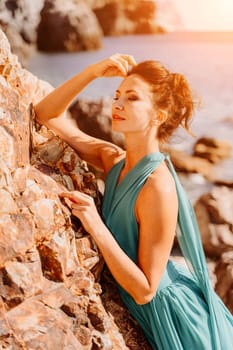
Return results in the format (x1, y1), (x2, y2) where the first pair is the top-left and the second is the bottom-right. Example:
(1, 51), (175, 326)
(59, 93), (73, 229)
(150, 110), (168, 127)
(150, 118), (160, 127)
(157, 109), (168, 124)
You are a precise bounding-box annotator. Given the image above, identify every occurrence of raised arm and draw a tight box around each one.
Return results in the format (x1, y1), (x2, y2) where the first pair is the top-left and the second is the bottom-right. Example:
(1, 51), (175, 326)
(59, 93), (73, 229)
(34, 54), (136, 172)
(35, 54), (136, 121)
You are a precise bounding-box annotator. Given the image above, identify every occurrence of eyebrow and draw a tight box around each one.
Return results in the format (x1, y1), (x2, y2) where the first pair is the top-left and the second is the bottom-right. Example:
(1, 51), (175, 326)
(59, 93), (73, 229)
(115, 89), (138, 94)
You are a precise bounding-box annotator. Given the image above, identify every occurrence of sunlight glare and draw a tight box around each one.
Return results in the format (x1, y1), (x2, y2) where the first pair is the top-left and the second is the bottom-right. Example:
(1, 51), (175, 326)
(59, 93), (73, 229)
(172, 0), (233, 31)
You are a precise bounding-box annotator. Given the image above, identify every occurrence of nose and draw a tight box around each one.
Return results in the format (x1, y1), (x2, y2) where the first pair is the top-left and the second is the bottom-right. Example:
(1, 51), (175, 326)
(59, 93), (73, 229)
(114, 103), (124, 110)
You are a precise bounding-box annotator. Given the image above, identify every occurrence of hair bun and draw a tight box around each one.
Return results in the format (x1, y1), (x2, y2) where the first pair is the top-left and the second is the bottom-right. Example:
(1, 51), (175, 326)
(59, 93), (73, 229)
(129, 61), (195, 141)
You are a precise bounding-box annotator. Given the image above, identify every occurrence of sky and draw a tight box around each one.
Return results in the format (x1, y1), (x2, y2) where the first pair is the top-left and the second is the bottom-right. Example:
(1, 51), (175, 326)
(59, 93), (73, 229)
(171, 0), (233, 31)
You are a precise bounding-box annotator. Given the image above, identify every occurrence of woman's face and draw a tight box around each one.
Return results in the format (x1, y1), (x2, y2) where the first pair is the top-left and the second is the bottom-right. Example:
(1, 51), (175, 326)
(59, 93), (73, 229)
(111, 74), (156, 134)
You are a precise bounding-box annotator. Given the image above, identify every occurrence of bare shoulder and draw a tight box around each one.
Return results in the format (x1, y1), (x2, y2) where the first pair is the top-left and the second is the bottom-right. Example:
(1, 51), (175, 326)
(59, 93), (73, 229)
(148, 162), (176, 196)
(101, 146), (126, 174)
(136, 162), (178, 212)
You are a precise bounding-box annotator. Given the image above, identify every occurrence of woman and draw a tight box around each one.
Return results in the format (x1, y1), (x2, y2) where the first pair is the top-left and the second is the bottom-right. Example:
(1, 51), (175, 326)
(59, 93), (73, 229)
(35, 54), (233, 349)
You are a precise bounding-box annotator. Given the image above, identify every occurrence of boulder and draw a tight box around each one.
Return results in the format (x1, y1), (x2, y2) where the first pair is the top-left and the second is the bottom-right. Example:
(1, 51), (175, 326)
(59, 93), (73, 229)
(165, 148), (213, 177)
(0, 0), (44, 65)
(194, 186), (233, 258)
(93, 0), (160, 35)
(215, 251), (233, 314)
(37, 0), (103, 52)
(193, 137), (232, 163)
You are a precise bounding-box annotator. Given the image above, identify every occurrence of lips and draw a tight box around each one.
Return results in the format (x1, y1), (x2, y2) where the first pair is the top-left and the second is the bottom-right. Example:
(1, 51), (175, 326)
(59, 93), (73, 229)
(112, 114), (125, 121)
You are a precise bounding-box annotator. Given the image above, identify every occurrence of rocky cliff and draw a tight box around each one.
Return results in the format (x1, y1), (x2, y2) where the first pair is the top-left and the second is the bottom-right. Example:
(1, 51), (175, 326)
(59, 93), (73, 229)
(0, 29), (153, 350)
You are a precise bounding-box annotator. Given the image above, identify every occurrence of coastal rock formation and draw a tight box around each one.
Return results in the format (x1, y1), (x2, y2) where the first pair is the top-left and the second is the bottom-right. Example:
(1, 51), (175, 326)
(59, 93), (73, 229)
(194, 186), (233, 258)
(0, 28), (153, 349)
(0, 0), (44, 65)
(37, 0), (160, 52)
(193, 137), (232, 164)
(215, 251), (233, 314)
(195, 186), (233, 312)
(166, 147), (213, 177)
(93, 0), (160, 35)
(0, 0), (163, 61)
(37, 0), (103, 52)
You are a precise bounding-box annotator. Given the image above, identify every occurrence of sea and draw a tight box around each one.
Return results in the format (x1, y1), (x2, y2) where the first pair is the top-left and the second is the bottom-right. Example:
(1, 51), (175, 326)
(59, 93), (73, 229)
(28, 31), (233, 200)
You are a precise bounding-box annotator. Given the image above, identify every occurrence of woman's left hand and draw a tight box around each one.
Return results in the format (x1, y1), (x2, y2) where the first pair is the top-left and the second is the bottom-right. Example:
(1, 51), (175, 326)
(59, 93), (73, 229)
(60, 191), (104, 236)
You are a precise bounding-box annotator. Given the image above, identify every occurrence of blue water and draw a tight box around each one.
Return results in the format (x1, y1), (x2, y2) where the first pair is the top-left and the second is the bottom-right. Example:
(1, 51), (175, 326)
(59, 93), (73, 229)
(28, 32), (233, 187)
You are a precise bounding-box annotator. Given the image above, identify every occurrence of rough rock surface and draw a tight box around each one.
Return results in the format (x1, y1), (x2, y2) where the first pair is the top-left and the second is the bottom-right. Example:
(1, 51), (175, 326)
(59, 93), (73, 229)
(101, 268), (152, 350)
(0, 28), (151, 349)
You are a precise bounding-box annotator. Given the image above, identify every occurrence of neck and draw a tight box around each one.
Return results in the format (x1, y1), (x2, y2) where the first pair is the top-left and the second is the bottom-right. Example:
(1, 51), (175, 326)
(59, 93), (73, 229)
(123, 130), (160, 169)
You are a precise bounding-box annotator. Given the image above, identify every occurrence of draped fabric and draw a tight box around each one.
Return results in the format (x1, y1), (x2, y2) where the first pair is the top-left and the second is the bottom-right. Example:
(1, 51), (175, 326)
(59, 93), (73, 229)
(101, 152), (233, 350)
(165, 154), (233, 349)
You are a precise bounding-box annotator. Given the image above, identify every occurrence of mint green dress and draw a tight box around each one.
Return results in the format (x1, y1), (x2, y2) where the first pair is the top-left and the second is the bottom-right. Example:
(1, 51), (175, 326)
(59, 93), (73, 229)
(101, 152), (233, 350)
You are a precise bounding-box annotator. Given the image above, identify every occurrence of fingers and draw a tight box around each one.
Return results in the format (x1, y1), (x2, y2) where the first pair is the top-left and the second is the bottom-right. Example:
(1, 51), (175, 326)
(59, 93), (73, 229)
(94, 53), (137, 78)
(60, 192), (89, 217)
(110, 53), (137, 76)
(60, 191), (92, 205)
(60, 191), (100, 235)
(118, 54), (137, 66)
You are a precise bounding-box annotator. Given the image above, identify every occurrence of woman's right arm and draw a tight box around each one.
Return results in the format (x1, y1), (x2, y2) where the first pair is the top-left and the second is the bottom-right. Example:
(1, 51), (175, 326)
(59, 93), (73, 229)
(34, 54), (135, 172)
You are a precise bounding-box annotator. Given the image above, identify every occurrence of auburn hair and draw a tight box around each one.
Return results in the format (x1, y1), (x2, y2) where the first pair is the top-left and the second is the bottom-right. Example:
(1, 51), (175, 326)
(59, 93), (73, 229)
(128, 61), (195, 141)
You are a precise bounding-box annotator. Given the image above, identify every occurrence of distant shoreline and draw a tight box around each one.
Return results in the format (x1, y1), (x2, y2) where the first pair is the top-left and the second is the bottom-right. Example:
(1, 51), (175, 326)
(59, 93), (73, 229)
(161, 31), (233, 42)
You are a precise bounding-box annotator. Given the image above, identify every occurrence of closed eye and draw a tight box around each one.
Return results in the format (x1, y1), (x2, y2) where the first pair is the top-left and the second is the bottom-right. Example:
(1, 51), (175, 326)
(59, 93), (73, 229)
(128, 95), (139, 101)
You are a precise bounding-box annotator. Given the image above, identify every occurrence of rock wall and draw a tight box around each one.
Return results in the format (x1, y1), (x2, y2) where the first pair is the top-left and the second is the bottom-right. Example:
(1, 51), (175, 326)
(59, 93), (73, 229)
(0, 28), (152, 349)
